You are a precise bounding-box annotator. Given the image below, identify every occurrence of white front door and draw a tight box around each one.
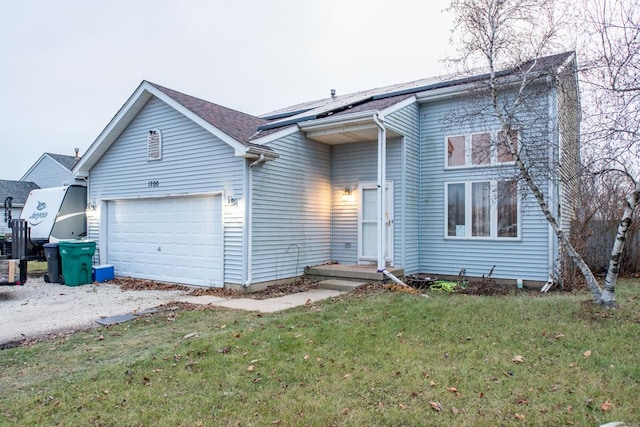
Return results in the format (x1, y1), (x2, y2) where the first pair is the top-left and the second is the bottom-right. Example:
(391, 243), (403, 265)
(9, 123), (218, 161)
(358, 181), (393, 264)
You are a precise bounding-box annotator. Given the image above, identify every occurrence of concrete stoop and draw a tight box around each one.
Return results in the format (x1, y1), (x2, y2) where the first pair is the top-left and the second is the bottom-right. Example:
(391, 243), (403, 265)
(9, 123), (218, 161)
(317, 279), (366, 292)
(305, 264), (404, 285)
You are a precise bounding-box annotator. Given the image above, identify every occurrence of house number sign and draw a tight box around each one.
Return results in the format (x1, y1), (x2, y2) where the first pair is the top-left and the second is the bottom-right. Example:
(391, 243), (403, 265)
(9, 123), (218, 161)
(148, 180), (160, 188)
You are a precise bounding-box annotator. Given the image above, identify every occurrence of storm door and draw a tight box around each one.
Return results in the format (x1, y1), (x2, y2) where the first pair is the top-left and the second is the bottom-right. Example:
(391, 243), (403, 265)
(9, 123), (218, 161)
(358, 181), (393, 264)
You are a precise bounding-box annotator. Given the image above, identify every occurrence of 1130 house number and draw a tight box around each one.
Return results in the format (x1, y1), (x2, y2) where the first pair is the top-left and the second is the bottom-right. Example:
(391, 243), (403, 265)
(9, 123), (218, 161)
(148, 180), (160, 188)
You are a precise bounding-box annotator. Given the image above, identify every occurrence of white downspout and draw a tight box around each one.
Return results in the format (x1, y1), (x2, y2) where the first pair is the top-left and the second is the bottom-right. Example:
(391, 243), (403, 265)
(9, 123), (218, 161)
(372, 114), (412, 290)
(373, 113), (386, 273)
(383, 268), (413, 290)
(244, 154), (266, 287)
(548, 81), (557, 285)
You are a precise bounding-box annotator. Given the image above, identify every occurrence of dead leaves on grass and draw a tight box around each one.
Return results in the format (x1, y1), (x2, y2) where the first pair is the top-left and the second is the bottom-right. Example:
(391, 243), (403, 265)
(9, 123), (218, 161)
(383, 283), (420, 294)
(601, 399), (613, 412)
(429, 401), (443, 411)
(445, 386), (460, 397)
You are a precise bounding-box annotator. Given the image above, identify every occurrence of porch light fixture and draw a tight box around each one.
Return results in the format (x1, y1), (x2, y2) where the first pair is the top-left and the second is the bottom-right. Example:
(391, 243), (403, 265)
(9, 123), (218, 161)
(226, 195), (238, 207)
(342, 187), (352, 202)
(85, 202), (97, 218)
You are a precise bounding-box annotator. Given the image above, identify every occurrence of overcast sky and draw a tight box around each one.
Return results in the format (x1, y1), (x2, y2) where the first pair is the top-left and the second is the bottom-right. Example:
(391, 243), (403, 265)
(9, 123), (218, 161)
(1, 0), (453, 180)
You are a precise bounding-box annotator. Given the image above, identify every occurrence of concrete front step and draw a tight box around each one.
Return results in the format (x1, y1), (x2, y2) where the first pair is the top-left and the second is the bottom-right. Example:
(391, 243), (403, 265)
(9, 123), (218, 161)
(317, 279), (366, 291)
(305, 264), (404, 284)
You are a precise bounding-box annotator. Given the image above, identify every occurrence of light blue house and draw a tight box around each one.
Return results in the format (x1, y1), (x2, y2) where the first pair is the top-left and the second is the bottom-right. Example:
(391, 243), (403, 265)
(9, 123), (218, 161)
(73, 52), (579, 290)
(22, 152), (82, 188)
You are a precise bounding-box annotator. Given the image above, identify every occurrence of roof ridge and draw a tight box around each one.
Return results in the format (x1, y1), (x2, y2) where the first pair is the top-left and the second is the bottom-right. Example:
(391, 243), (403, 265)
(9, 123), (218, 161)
(146, 81), (264, 121)
(257, 50), (575, 132)
(146, 81), (268, 143)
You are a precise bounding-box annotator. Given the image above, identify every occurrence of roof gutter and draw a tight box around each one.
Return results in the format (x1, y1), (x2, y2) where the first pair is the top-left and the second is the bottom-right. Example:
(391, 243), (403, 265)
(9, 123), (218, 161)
(238, 146), (279, 161)
(299, 110), (379, 132)
(414, 69), (553, 103)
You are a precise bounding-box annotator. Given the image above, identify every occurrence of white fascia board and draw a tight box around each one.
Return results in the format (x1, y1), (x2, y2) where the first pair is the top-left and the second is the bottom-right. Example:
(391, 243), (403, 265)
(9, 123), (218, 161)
(378, 96), (417, 116)
(145, 85), (250, 157)
(415, 70), (553, 103)
(248, 125), (300, 146)
(415, 82), (480, 103)
(301, 96), (417, 131)
(73, 81), (154, 177)
(306, 122), (378, 140)
(45, 155), (75, 175)
(239, 97), (418, 145)
(73, 81), (257, 178)
(239, 146), (280, 160)
(299, 110), (379, 132)
(20, 153), (47, 181)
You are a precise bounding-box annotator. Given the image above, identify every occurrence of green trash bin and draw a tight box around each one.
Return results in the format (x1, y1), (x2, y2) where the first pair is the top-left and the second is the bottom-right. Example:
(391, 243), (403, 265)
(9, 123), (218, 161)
(58, 240), (96, 286)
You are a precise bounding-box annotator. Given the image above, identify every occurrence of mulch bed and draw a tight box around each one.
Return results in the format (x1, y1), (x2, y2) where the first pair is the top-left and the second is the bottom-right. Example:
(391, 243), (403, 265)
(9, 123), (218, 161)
(404, 273), (513, 296)
(457, 280), (512, 296)
(111, 277), (318, 300)
(112, 275), (541, 299)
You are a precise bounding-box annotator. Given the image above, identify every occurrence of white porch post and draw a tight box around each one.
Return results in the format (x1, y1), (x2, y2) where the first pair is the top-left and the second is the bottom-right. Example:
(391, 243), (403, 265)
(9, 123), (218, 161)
(374, 113), (386, 272)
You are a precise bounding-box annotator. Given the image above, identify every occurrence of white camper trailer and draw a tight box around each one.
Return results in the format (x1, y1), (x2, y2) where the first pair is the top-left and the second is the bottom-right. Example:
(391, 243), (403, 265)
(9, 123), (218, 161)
(20, 185), (87, 256)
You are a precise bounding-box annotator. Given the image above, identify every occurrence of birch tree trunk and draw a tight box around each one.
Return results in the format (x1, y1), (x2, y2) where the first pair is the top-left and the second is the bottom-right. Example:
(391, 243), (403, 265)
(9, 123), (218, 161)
(600, 180), (640, 307)
(509, 139), (604, 302)
(449, 0), (638, 307)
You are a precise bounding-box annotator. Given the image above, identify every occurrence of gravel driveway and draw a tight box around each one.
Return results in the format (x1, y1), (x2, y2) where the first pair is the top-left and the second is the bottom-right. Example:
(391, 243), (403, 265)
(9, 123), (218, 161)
(0, 276), (189, 345)
(0, 276), (343, 346)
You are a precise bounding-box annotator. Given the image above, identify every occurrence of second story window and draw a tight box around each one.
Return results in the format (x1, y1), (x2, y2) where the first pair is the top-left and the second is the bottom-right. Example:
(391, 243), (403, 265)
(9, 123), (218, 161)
(446, 130), (518, 168)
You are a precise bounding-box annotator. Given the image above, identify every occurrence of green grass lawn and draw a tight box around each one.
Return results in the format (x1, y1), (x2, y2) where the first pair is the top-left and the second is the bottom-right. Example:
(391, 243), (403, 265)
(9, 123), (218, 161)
(27, 260), (48, 275)
(1, 280), (639, 426)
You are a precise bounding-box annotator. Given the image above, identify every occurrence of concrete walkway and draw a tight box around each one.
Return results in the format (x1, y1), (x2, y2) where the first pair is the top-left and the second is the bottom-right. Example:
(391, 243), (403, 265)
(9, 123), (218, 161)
(177, 288), (343, 313)
(1, 278), (346, 344)
(96, 289), (344, 326)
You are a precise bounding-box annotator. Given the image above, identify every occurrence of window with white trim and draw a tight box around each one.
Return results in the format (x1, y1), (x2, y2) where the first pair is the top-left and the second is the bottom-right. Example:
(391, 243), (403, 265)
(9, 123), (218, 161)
(147, 129), (162, 161)
(446, 180), (519, 239)
(446, 130), (517, 167)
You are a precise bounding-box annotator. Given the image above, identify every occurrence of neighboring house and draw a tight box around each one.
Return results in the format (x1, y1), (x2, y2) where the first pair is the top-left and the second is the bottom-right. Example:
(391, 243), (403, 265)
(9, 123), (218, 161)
(21, 152), (82, 188)
(0, 180), (40, 236)
(73, 51), (579, 289)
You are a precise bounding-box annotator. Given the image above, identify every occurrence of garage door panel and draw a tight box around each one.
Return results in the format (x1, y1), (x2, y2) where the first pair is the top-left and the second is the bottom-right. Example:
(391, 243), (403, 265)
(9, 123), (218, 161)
(107, 196), (223, 287)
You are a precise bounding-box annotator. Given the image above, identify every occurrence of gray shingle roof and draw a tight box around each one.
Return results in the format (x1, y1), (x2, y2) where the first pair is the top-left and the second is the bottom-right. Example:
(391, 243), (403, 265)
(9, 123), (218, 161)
(148, 82), (269, 144)
(257, 51), (575, 133)
(147, 52), (574, 144)
(0, 180), (40, 206)
(45, 153), (79, 171)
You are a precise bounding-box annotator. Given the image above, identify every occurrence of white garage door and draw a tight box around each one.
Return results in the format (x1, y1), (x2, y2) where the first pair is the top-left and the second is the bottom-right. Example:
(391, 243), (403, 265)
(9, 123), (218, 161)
(107, 196), (223, 287)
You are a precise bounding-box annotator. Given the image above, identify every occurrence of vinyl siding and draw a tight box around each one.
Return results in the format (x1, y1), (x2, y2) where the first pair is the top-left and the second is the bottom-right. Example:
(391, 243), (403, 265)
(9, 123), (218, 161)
(250, 132), (331, 283)
(22, 156), (74, 188)
(87, 97), (245, 284)
(419, 94), (554, 282)
(330, 138), (403, 265)
(385, 103), (421, 273)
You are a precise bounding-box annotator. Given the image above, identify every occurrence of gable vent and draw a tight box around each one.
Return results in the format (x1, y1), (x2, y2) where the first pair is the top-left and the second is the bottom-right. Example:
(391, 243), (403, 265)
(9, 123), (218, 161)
(147, 129), (162, 161)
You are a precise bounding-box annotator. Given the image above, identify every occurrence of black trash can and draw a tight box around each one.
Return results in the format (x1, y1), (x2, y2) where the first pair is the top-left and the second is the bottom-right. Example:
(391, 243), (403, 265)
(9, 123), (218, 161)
(43, 243), (61, 283)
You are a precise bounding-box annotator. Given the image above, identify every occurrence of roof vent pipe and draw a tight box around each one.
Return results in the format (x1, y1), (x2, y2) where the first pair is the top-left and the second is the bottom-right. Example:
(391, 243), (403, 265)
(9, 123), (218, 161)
(74, 148), (79, 160)
(330, 89), (336, 99)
